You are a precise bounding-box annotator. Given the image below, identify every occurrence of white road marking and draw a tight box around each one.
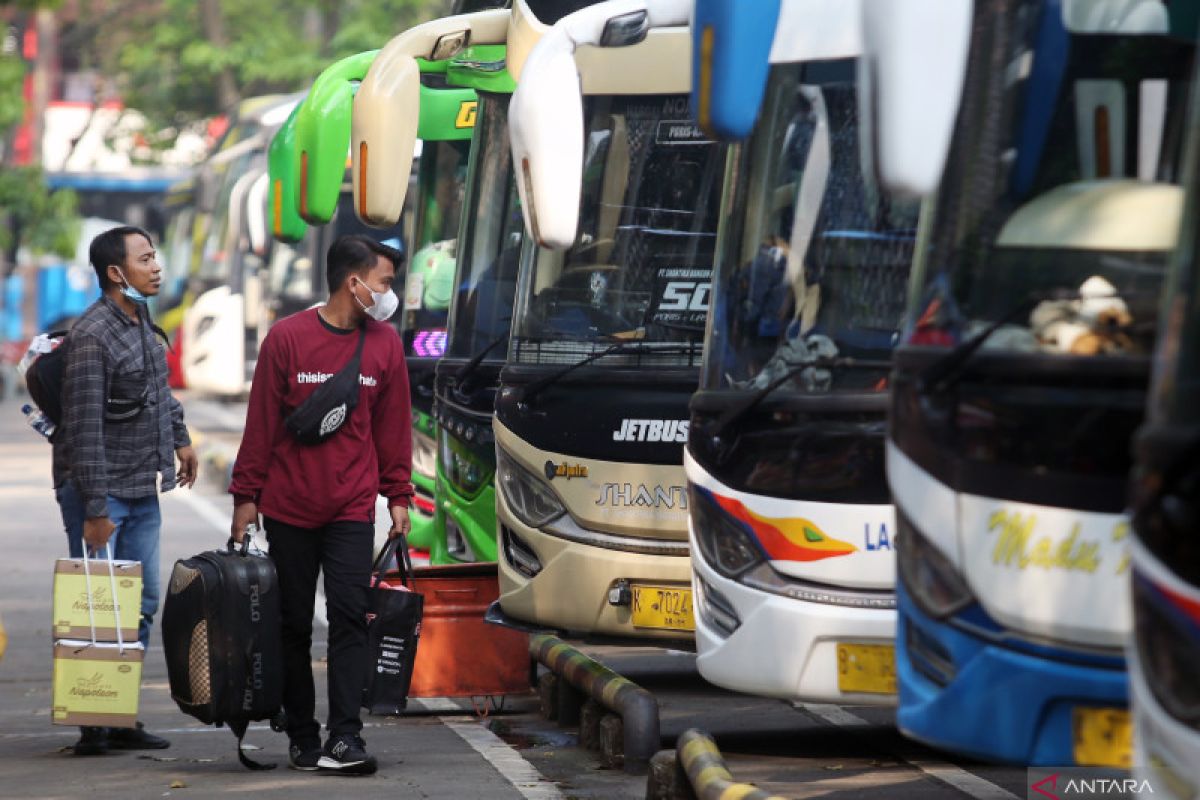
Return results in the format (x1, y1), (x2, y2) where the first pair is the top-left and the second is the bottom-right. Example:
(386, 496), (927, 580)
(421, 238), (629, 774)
(10, 715), (563, 800)
(440, 717), (564, 800)
(798, 703), (1020, 800)
(163, 488), (329, 628)
(166, 486), (231, 536)
(906, 758), (1023, 800)
(411, 697), (462, 713)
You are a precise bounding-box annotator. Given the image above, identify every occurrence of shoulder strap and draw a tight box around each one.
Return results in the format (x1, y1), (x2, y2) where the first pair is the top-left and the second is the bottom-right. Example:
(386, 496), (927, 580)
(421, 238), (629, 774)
(228, 718), (276, 771)
(329, 325), (367, 383)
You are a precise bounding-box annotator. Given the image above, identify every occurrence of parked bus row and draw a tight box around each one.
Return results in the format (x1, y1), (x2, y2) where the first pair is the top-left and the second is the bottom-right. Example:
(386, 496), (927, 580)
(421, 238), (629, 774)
(180, 0), (1200, 792)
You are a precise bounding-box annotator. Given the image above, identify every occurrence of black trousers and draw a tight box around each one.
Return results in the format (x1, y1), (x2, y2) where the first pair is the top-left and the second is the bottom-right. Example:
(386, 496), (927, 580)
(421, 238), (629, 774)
(264, 516), (373, 742)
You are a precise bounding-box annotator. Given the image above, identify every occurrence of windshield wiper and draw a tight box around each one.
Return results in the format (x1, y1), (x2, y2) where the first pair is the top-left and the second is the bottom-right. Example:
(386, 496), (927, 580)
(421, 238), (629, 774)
(520, 342), (696, 404)
(454, 331), (510, 393)
(917, 289), (1092, 394)
(708, 356), (892, 447)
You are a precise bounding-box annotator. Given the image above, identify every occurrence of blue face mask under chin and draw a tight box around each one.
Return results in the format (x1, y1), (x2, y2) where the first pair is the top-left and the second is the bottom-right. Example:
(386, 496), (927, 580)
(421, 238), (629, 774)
(116, 268), (149, 306)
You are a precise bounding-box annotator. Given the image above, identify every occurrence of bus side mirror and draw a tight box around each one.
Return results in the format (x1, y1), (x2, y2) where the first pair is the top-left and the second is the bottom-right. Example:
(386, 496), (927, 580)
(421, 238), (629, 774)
(267, 104), (307, 244)
(353, 9), (509, 227)
(691, 0), (780, 140)
(510, 0), (692, 249)
(352, 54), (421, 228)
(859, 0), (972, 197)
(246, 172), (270, 255)
(295, 50), (378, 226)
(510, 33), (583, 250)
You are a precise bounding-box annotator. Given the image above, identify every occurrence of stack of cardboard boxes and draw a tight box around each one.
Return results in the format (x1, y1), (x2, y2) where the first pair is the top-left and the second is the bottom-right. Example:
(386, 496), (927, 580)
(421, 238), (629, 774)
(51, 556), (145, 728)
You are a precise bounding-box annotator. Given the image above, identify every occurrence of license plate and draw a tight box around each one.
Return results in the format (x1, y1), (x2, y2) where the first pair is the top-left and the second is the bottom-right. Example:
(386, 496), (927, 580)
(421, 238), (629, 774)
(631, 585), (694, 631)
(836, 643), (897, 695)
(1073, 707), (1133, 769)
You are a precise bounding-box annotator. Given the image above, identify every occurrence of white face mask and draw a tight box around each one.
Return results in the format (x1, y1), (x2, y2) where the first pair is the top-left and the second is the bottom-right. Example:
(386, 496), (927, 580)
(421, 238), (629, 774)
(353, 277), (399, 322)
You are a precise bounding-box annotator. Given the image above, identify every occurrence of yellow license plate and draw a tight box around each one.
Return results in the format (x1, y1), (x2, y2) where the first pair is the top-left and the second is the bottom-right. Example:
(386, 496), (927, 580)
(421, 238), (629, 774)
(631, 585), (694, 631)
(1073, 707), (1133, 768)
(836, 643), (897, 695)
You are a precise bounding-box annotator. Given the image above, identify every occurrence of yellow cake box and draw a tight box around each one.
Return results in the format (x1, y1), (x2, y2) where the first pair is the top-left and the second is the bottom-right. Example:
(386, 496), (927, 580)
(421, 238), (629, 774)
(51, 640), (144, 727)
(52, 558), (142, 642)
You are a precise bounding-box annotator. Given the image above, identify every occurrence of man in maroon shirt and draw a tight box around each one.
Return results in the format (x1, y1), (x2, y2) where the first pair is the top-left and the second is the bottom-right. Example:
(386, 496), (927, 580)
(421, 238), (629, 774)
(228, 235), (413, 775)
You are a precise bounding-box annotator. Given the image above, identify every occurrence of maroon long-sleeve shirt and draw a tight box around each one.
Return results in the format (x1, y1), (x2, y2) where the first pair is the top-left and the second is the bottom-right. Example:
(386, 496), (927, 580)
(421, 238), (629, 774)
(229, 308), (413, 528)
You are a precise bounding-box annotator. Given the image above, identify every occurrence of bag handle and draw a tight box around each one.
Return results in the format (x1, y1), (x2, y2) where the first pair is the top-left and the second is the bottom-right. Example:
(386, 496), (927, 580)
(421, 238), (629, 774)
(81, 542), (127, 653)
(226, 522), (262, 557)
(370, 533), (413, 588)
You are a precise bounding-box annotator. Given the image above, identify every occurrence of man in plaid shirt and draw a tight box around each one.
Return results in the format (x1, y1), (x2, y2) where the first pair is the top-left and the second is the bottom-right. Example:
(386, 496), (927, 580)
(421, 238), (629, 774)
(52, 226), (198, 756)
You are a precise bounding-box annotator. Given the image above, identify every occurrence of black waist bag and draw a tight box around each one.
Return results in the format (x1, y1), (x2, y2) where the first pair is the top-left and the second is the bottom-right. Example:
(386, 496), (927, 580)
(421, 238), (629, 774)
(162, 535), (284, 770)
(284, 326), (365, 445)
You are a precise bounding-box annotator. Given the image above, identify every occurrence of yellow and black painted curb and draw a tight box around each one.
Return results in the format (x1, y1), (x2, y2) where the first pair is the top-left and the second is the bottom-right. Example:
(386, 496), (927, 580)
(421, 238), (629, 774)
(678, 728), (790, 800)
(530, 634), (660, 774)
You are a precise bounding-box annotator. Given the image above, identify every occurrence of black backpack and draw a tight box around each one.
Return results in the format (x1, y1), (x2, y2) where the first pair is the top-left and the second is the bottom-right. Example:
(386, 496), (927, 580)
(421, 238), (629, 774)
(24, 331), (68, 432)
(25, 316), (170, 437)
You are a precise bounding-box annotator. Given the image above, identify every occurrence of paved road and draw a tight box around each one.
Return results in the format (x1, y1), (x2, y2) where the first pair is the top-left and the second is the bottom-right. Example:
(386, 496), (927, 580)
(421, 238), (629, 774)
(0, 394), (541, 800)
(0, 391), (1034, 799)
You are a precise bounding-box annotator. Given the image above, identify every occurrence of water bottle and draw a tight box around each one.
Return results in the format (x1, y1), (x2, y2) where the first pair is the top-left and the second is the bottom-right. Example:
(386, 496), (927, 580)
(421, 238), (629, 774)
(17, 333), (56, 377)
(21, 404), (55, 439)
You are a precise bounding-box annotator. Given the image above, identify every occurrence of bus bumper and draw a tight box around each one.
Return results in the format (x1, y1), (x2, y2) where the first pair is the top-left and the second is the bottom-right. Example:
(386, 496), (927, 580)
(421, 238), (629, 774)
(690, 538), (896, 704)
(896, 582), (1127, 765)
(495, 490), (693, 641)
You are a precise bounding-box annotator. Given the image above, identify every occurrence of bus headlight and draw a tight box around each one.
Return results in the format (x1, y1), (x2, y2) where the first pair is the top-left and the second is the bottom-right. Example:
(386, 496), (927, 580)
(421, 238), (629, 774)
(439, 430), (490, 496)
(412, 430), (437, 480)
(1134, 571), (1200, 730)
(497, 448), (565, 529)
(896, 509), (973, 619)
(689, 485), (766, 579)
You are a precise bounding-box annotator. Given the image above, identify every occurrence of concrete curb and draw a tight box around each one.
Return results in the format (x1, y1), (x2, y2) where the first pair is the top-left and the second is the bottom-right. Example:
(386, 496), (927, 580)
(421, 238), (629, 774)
(674, 728), (789, 800)
(530, 634), (660, 774)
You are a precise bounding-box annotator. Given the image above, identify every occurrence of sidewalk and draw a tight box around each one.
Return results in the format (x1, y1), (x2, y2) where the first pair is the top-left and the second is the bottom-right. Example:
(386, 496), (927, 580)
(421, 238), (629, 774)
(0, 394), (551, 799)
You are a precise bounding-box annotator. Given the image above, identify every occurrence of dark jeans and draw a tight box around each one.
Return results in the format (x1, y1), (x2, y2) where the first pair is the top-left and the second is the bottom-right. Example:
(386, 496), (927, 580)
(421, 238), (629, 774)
(264, 516), (373, 743)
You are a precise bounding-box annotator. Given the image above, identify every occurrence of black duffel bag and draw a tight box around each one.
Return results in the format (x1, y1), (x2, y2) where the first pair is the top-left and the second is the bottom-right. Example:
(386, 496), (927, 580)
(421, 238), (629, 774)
(161, 527), (284, 769)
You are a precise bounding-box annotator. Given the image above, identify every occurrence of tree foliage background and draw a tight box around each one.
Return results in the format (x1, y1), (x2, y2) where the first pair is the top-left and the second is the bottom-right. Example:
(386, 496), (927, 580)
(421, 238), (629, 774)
(1, 2), (78, 261)
(70, 0), (452, 130)
(0, 0), (455, 265)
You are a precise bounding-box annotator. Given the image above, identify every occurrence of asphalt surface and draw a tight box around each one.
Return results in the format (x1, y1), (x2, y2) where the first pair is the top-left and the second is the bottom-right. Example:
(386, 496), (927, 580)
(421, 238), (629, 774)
(0, 391), (1035, 799)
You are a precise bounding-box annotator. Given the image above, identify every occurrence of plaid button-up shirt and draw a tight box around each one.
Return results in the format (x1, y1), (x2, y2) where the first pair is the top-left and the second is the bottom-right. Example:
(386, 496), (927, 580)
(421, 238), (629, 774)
(52, 295), (191, 518)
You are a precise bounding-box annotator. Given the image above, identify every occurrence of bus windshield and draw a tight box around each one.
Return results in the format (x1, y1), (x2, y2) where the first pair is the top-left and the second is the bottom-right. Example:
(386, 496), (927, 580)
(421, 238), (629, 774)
(905, 4), (1194, 359)
(703, 61), (917, 395)
(445, 92), (524, 361)
(510, 94), (723, 368)
(400, 139), (470, 361)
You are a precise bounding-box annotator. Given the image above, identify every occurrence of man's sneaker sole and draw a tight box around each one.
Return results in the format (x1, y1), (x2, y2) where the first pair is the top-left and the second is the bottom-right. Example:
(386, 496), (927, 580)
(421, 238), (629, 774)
(317, 755), (377, 775)
(288, 758), (320, 772)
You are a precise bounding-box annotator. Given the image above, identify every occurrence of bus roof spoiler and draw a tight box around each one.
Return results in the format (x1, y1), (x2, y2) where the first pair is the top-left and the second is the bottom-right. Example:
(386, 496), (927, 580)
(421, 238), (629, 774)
(509, 0), (692, 250)
(352, 9), (511, 228)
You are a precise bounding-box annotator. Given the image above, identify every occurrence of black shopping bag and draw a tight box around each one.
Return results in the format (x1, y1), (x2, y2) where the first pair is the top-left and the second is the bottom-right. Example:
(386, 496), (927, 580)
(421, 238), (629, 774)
(363, 535), (423, 715)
